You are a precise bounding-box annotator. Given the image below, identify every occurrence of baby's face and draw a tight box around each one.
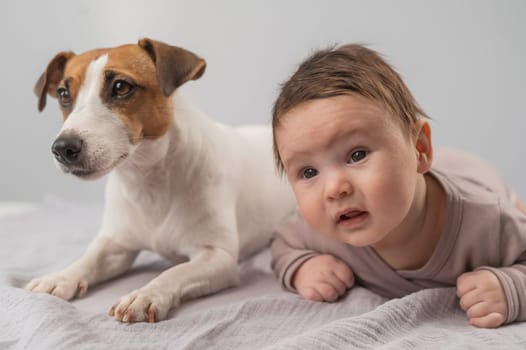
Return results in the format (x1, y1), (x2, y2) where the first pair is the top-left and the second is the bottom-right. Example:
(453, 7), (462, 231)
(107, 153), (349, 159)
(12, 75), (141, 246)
(275, 94), (421, 247)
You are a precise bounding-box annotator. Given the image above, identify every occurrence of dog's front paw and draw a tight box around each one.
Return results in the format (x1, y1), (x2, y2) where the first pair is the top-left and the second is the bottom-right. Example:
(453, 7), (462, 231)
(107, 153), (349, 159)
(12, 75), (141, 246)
(25, 274), (88, 300)
(109, 287), (176, 323)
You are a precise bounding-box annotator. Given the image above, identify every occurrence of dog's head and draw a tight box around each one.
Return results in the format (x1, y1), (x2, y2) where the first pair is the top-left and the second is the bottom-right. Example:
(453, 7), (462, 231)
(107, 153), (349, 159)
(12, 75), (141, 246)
(35, 38), (206, 179)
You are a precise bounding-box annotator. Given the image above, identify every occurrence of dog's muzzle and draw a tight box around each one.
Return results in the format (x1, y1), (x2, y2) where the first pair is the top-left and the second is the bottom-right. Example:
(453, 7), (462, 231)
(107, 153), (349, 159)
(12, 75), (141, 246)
(52, 136), (84, 166)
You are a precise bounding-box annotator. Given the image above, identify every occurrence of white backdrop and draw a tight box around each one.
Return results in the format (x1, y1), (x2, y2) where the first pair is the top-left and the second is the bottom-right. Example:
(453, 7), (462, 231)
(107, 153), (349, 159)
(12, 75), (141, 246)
(1, 0), (525, 203)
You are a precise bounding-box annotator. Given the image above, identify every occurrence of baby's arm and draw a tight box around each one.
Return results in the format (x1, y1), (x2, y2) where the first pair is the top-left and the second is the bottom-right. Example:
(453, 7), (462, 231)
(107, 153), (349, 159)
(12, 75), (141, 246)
(271, 211), (354, 300)
(457, 198), (526, 328)
(293, 254), (354, 302)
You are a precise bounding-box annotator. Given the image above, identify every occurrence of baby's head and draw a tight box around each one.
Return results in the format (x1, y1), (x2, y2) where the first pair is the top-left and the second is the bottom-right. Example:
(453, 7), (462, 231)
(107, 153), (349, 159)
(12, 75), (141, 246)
(272, 44), (434, 247)
(272, 44), (427, 175)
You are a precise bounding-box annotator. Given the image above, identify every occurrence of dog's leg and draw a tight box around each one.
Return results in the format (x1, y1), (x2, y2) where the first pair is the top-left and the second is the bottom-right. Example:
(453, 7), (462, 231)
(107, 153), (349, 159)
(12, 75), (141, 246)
(25, 235), (139, 300)
(109, 246), (238, 323)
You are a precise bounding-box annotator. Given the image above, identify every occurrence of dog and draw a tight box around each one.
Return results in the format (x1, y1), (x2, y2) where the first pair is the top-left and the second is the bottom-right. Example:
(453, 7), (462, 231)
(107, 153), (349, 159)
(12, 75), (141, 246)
(25, 38), (295, 323)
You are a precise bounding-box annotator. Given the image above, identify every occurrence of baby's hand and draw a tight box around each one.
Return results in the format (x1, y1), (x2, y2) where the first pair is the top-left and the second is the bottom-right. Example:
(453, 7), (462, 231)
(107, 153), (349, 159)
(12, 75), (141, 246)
(293, 254), (354, 302)
(456, 270), (507, 328)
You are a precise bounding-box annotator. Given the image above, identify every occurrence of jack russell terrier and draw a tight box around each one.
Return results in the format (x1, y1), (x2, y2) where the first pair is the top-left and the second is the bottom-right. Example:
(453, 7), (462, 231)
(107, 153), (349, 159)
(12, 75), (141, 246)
(26, 38), (295, 323)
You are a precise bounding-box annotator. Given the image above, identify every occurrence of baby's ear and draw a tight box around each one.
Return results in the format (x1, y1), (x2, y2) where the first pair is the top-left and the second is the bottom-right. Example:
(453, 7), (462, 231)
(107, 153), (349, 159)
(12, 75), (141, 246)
(414, 119), (433, 174)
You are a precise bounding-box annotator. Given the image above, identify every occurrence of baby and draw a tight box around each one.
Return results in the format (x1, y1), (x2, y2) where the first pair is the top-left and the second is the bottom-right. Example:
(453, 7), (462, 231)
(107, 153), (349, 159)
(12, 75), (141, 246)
(270, 44), (526, 328)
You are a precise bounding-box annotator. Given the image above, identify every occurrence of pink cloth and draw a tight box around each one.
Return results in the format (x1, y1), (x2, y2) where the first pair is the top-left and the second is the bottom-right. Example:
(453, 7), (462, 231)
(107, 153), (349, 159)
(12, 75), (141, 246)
(271, 149), (526, 324)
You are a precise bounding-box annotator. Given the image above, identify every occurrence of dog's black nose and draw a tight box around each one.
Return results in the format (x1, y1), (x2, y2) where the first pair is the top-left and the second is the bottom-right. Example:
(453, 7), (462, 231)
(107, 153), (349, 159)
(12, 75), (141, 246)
(52, 137), (83, 165)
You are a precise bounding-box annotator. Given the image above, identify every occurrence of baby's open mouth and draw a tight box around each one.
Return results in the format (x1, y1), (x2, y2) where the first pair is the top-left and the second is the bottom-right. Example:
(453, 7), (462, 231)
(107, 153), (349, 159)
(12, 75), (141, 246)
(337, 210), (367, 223)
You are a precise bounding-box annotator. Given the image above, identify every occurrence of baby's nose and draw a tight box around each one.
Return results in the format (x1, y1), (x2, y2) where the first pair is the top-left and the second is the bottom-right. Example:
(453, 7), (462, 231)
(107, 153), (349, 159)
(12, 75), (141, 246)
(325, 170), (352, 200)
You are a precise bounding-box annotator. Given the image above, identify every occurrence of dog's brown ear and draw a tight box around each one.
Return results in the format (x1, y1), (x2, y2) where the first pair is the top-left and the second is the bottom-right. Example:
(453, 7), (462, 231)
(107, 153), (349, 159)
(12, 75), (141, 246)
(138, 38), (206, 97)
(35, 51), (75, 112)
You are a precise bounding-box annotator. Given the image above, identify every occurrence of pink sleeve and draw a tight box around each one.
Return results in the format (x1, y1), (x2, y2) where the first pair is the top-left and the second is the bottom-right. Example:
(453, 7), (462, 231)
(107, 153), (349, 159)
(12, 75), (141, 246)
(476, 205), (526, 324)
(270, 211), (319, 292)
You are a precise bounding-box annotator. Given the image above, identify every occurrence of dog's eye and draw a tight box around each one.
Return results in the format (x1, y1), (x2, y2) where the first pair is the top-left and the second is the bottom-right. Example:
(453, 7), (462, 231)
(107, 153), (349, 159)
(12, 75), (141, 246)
(57, 87), (72, 107)
(112, 80), (134, 98)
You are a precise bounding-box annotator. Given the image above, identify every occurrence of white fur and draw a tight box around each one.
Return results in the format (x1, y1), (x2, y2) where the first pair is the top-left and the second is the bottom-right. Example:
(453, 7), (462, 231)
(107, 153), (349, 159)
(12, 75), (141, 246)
(56, 55), (132, 179)
(26, 56), (295, 322)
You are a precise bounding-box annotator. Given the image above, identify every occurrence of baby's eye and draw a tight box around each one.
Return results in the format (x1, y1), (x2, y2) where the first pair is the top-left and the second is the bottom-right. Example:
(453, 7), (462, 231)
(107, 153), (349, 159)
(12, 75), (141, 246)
(348, 150), (368, 164)
(301, 167), (318, 179)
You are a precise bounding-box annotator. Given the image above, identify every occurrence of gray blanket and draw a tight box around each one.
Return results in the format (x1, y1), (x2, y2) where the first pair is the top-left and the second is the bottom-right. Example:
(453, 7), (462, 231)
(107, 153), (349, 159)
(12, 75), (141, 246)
(1, 198), (525, 349)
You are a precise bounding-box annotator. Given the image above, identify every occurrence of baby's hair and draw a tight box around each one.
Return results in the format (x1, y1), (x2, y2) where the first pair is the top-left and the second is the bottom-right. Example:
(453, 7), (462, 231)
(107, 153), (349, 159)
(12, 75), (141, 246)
(272, 44), (428, 175)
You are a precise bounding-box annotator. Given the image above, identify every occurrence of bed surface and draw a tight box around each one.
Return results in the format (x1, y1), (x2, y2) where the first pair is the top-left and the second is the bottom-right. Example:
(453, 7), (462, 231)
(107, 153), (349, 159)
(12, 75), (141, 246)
(1, 197), (525, 349)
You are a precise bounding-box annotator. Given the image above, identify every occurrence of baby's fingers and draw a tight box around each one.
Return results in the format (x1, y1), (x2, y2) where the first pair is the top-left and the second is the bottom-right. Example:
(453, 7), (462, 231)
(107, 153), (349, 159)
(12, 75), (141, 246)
(316, 282), (341, 302)
(326, 271), (348, 296)
(459, 288), (480, 311)
(299, 282), (341, 302)
(298, 286), (324, 302)
(332, 262), (355, 289)
(469, 312), (505, 328)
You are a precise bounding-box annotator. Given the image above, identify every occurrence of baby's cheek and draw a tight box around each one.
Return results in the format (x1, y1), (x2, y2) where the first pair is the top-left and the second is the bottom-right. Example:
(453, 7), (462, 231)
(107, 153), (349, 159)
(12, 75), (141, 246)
(368, 174), (414, 224)
(296, 193), (330, 235)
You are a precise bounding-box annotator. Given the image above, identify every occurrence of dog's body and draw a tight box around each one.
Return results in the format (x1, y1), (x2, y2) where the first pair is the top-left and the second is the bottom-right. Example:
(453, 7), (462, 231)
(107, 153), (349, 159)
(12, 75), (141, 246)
(26, 39), (295, 322)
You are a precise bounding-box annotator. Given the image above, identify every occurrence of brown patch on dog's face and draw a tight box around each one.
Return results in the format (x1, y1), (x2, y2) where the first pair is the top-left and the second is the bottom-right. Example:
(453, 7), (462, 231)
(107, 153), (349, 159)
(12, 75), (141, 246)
(101, 44), (174, 143)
